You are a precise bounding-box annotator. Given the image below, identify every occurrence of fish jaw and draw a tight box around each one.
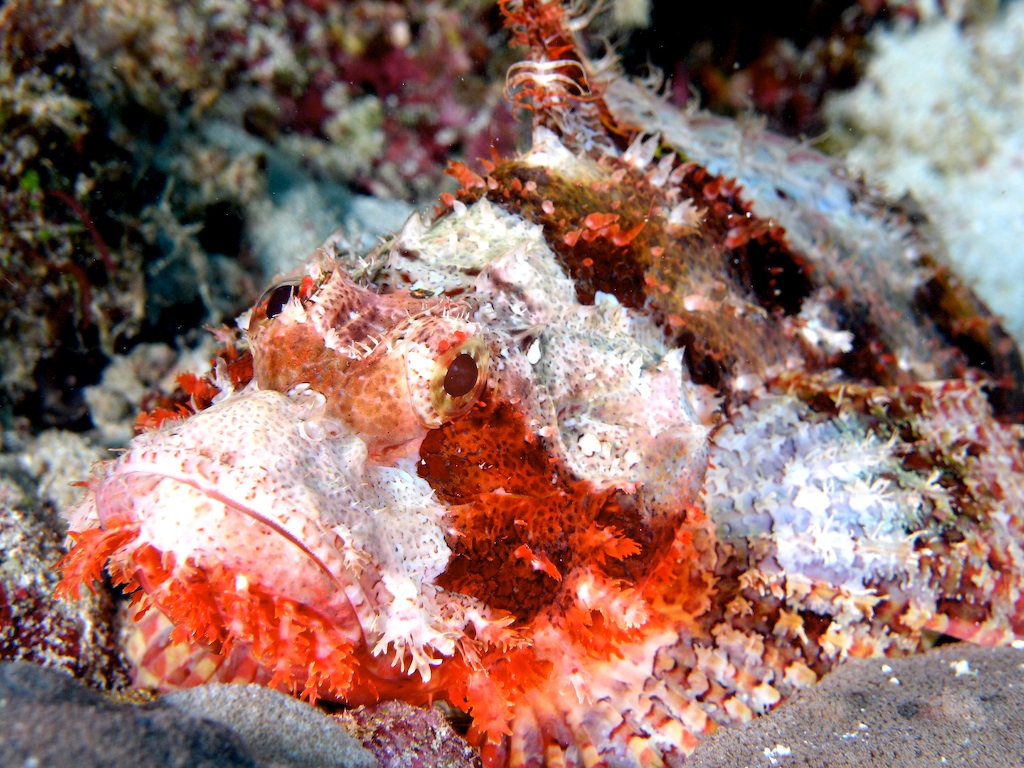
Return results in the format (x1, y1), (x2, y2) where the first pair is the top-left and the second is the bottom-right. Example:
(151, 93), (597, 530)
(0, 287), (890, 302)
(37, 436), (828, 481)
(56, 389), (486, 700)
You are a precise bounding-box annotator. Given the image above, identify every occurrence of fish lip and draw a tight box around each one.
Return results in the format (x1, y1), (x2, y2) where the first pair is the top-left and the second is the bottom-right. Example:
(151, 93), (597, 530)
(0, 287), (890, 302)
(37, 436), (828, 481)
(98, 457), (347, 593)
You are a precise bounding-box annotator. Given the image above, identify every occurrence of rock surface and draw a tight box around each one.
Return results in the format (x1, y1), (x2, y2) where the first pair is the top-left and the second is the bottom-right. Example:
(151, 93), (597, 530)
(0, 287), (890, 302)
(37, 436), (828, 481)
(163, 683), (376, 768)
(0, 474), (127, 692)
(0, 662), (376, 768)
(686, 643), (1024, 767)
(0, 661), (255, 768)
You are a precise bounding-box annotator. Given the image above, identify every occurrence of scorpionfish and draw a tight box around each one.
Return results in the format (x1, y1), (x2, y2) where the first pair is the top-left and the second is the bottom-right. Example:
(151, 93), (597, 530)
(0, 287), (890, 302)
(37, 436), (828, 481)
(58, 1), (1024, 766)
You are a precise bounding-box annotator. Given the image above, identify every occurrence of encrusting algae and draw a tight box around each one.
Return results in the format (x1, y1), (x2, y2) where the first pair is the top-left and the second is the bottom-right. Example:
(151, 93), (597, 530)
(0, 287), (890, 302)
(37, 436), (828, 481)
(56, 1), (1024, 766)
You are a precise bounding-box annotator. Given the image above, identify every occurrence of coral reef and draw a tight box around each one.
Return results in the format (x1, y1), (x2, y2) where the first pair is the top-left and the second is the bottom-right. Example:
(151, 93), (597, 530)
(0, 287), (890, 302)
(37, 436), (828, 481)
(0, 18), (146, 428)
(610, 0), (905, 136)
(0, 456), (127, 690)
(610, 0), (1002, 136)
(337, 700), (482, 768)
(825, 0), (1024, 349)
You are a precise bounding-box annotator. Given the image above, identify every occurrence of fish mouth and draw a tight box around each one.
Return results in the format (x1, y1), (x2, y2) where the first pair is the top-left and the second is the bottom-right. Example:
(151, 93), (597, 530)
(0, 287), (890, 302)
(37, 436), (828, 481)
(95, 454), (358, 614)
(81, 458), (372, 700)
(83, 454), (457, 701)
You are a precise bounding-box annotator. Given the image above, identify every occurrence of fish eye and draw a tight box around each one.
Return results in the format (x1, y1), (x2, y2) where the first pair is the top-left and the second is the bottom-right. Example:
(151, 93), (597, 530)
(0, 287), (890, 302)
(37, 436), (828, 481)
(443, 353), (478, 398)
(262, 281), (301, 319)
(425, 332), (490, 425)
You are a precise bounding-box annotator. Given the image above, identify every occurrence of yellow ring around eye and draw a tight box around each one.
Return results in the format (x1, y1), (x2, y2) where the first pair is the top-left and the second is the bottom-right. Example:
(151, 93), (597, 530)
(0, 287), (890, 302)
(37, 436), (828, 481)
(430, 335), (489, 423)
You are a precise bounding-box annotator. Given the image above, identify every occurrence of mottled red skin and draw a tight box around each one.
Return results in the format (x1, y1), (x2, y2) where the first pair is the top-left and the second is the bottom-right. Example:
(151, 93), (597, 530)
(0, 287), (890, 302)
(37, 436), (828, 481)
(247, 264), (489, 456)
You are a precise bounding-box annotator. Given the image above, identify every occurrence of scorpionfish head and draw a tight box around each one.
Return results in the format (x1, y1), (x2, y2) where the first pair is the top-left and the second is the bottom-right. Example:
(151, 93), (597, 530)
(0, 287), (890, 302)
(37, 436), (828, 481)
(247, 252), (490, 457)
(56, 190), (719, 757)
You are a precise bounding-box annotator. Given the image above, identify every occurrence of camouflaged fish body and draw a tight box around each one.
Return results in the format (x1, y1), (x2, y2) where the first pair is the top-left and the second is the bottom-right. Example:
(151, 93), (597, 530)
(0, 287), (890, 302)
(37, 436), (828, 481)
(58, 2), (1024, 766)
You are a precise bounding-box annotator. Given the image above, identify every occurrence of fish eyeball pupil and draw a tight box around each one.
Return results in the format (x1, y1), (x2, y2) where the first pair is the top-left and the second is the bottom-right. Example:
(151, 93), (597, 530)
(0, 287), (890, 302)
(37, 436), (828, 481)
(443, 353), (478, 398)
(265, 283), (298, 319)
